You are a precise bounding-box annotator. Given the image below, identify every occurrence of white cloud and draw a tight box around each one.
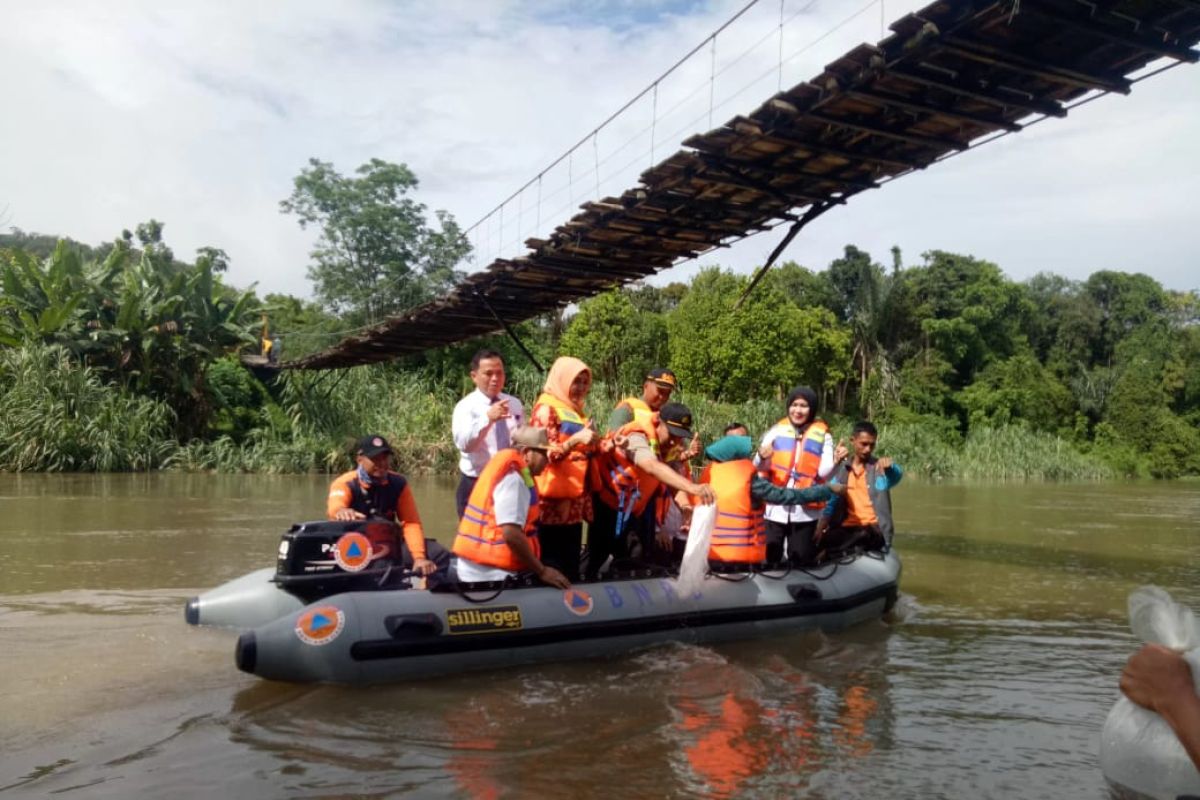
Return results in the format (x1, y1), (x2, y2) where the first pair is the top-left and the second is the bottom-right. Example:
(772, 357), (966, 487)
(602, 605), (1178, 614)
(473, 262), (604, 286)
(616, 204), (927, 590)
(1, 0), (1196, 300)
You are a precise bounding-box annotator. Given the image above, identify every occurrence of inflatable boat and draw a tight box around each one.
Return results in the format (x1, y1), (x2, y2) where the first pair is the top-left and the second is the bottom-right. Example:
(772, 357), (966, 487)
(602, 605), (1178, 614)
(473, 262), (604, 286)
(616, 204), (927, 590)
(186, 520), (901, 684)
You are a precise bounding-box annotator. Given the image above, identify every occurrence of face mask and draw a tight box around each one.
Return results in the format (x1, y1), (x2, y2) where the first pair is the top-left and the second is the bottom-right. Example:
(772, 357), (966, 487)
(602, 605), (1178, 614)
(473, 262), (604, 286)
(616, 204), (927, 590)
(356, 463), (376, 487)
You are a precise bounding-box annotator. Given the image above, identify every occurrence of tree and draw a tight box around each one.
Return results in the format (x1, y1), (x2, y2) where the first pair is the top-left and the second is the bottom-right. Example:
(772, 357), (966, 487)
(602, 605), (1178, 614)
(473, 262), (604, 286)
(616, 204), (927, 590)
(905, 250), (1030, 387)
(958, 351), (1075, 434)
(558, 290), (668, 395)
(280, 158), (471, 323)
(0, 225), (261, 440)
(667, 267), (850, 403)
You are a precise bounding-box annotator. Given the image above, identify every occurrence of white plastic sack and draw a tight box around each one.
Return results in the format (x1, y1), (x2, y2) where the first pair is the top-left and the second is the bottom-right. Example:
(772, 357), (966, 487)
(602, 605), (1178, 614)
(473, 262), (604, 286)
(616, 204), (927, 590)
(673, 502), (716, 598)
(1100, 586), (1200, 800)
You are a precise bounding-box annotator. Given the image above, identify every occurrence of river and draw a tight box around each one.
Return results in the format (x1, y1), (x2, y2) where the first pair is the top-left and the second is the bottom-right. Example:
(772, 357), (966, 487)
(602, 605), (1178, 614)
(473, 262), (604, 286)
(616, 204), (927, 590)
(1, 474), (1197, 798)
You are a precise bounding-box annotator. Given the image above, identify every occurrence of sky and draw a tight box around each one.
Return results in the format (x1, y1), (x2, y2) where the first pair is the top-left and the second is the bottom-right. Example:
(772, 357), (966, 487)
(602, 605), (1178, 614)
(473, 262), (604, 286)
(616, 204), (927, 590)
(2, 0), (1197, 299)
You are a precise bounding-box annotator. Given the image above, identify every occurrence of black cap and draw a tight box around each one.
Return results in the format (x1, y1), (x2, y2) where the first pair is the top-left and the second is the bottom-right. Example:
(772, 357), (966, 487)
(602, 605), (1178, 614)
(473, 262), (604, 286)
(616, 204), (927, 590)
(658, 402), (694, 442)
(646, 368), (678, 390)
(356, 435), (392, 458)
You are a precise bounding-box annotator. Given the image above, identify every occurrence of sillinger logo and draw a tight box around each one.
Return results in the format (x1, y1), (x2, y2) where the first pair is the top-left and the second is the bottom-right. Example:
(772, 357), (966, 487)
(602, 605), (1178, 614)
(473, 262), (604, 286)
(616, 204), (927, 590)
(563, 588), (594, 616)
(295, 605), (345, 646)
(333, 531), (373, 572)
(446, 606), (523, 635)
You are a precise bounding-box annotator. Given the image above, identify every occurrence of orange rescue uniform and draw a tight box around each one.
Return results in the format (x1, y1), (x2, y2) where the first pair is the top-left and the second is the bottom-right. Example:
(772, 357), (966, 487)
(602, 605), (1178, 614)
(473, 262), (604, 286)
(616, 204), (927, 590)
(326, 470), (427, 559)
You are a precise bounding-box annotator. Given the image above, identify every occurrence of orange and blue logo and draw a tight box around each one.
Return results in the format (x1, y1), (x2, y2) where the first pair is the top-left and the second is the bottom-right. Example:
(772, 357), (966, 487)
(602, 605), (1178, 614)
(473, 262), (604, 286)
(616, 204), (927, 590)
(563, 588), (594, 616)
(333, 531), (373, 572)
(295, 605), (345, 646)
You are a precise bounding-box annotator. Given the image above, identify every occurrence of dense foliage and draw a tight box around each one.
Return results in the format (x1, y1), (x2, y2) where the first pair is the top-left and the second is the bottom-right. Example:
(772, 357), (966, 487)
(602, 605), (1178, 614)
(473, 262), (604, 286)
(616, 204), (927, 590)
(2, 157), (1197, 480)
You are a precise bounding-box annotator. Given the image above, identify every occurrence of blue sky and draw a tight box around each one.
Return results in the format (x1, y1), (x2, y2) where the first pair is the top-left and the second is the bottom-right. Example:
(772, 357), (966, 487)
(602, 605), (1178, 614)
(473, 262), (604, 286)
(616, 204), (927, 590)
(1, 0), (1197, 297)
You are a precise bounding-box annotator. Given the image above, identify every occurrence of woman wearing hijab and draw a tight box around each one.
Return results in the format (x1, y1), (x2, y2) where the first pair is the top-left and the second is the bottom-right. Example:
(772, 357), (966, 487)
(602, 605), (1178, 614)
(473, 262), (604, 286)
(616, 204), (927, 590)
(755, 386), (838, 566)
(530, 357), (597, 580)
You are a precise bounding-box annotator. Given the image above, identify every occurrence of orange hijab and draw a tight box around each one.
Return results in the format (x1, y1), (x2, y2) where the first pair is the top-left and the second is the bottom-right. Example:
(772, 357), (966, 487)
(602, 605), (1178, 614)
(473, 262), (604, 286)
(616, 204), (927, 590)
(542, 357), (591, 413)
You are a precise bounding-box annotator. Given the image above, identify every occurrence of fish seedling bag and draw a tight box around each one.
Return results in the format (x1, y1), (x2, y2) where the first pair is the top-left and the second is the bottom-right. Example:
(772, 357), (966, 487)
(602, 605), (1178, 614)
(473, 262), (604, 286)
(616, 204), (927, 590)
(1100, 586), (1200, 800)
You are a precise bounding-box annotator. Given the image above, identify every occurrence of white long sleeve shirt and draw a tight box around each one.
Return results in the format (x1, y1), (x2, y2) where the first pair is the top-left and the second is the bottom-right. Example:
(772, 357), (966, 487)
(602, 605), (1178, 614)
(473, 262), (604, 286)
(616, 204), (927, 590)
(451, 389), (524, 477)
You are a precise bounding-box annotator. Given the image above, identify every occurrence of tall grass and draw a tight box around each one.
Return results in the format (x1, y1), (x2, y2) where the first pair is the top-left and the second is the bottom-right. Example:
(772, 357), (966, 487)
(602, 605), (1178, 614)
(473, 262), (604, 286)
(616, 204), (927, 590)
(0, 346), (1124, 481)
(0, 345), (175, 471)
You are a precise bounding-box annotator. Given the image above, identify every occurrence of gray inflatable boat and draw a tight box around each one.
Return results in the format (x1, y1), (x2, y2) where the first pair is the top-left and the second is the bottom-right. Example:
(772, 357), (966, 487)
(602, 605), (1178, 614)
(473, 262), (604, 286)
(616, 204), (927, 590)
(186, 520), (901, 684)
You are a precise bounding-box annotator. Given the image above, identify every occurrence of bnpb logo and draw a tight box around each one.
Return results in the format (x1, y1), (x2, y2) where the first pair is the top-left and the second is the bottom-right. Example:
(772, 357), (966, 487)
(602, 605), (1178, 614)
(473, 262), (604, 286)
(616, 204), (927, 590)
(563, 588), (594, 616)
(295, 605), (346, 646)
(332, 531), (373, 572)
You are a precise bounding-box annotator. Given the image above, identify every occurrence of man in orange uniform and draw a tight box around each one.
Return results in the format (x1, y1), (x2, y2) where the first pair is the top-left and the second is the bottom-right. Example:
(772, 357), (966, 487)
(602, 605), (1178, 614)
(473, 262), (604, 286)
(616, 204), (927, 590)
(815, 421), (902, 558)
(327, 435), (443, 577)
(453, 426), (572, 589)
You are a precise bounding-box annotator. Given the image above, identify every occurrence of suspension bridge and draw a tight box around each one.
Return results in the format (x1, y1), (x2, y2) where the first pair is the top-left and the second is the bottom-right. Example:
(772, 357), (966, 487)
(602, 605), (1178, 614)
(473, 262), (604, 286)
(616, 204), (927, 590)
(275, 0), (1199, 371)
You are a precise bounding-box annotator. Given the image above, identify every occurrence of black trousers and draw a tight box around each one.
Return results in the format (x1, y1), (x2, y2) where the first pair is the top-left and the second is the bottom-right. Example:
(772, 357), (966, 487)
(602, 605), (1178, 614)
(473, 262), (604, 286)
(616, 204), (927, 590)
(455, 472), (477, 520)
(585, 494), (628, 580)
(820, 525), (885, 558)
(538, 522), (584, 581)
(765, 519), (818, 566)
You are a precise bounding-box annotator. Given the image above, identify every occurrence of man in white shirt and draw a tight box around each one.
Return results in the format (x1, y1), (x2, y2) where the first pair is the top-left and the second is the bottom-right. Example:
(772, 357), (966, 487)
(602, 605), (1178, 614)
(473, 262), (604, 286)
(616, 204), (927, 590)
(452, 349), (524, 519)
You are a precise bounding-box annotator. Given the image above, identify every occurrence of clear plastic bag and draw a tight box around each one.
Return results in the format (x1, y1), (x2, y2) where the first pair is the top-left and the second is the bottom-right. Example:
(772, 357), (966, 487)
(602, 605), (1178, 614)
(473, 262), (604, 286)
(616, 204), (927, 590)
(1100, 586), (1200, 799)
(673, 502), (715, 598)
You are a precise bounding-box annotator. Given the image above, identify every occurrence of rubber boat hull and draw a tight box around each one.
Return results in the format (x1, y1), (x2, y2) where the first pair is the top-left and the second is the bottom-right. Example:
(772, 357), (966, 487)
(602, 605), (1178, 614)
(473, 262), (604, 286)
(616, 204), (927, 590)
(234, 551), (901, 684)
(186, 567), (304, 629)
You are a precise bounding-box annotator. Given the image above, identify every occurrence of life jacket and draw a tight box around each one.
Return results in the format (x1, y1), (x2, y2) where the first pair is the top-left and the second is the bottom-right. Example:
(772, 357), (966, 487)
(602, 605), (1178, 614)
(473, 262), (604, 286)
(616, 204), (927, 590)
(592, 416), (661, 531)
(764, 418), (829, 510)
(531, 392), (590, 499)
(701, 460), (766, 563)
(453, 450), (540, 571)
(618, 396), (654, 425)
(620, 396), (686, 466)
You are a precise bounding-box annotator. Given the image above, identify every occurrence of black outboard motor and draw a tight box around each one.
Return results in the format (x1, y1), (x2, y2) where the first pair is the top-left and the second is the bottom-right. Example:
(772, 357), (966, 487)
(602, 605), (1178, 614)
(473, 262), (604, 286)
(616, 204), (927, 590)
(274, 519), (408, 604)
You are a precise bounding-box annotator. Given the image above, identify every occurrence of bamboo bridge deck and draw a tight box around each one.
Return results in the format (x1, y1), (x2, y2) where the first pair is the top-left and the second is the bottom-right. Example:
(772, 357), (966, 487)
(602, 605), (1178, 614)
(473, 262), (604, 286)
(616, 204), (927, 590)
(282, 0), (1199, 371)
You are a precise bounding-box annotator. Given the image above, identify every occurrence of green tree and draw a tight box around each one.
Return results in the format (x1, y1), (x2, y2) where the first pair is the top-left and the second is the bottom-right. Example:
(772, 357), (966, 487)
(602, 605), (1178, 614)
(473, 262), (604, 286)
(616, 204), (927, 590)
(280, 158), (471, 323)
(667, 267), (850, 403)
(770, 261), (838, 315)
(558, 290), (668, 394)
(905, 250), (1030, 387)
(958, 351), (1075, 434)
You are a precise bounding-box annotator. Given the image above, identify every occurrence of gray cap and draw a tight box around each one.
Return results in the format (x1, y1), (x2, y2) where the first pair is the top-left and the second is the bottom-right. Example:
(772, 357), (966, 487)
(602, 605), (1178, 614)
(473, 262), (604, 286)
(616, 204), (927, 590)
(511, 425), (550, 451)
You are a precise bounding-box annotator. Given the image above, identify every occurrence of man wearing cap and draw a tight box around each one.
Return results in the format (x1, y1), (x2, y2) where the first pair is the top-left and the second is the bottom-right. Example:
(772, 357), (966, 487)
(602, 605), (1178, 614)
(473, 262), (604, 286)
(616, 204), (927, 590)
(587, 402), (716, 580)
(452, 425), (572, 589)
(327, 435), (442, 577)
(452, 349), (525, 519)
(607, 367), (678, 430)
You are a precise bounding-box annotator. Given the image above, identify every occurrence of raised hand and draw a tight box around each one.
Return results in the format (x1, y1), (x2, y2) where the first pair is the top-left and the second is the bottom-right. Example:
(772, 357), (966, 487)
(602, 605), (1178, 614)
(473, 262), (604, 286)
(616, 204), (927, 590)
(486, 399), (511, 422)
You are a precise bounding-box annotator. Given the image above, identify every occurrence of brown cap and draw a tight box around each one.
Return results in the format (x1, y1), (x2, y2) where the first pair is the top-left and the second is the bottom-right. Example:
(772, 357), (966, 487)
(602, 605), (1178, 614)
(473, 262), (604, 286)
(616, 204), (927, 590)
(658, 402), (694, 442)
(511, 425), (550, 451)
(646, 368), (678, 390)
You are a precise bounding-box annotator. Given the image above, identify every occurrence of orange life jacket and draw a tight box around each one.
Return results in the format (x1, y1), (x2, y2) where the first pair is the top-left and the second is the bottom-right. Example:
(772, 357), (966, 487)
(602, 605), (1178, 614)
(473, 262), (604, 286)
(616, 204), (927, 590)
(592, 417), (661, 521)
(618, 396), (654, 425)
(531, 392), (591, 500)
(453, 449), (540, 571)
(701, 460), (766, 563)
(764, 418), (829, 510)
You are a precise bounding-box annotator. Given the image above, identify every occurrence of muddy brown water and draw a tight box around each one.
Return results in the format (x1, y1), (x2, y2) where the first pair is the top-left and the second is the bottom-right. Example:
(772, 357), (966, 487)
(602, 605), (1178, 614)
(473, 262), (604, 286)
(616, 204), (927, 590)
(1, 474), (1197, 798)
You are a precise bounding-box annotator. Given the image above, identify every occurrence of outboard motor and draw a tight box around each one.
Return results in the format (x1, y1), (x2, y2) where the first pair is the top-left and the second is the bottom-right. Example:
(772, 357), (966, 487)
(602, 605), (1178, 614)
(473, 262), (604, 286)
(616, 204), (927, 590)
(274, 519), (408, 604)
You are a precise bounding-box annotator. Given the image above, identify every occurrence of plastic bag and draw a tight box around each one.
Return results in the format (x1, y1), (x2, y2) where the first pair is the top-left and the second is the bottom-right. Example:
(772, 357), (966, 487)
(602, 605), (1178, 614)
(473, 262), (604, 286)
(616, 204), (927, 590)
(1100, 586), (1200, 799)
(673, 503), (716, 598)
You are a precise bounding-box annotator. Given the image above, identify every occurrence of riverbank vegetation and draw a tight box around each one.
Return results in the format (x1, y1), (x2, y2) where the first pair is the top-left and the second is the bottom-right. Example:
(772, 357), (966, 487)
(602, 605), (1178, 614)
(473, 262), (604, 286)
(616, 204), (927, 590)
(2, 160), (1197, 480)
